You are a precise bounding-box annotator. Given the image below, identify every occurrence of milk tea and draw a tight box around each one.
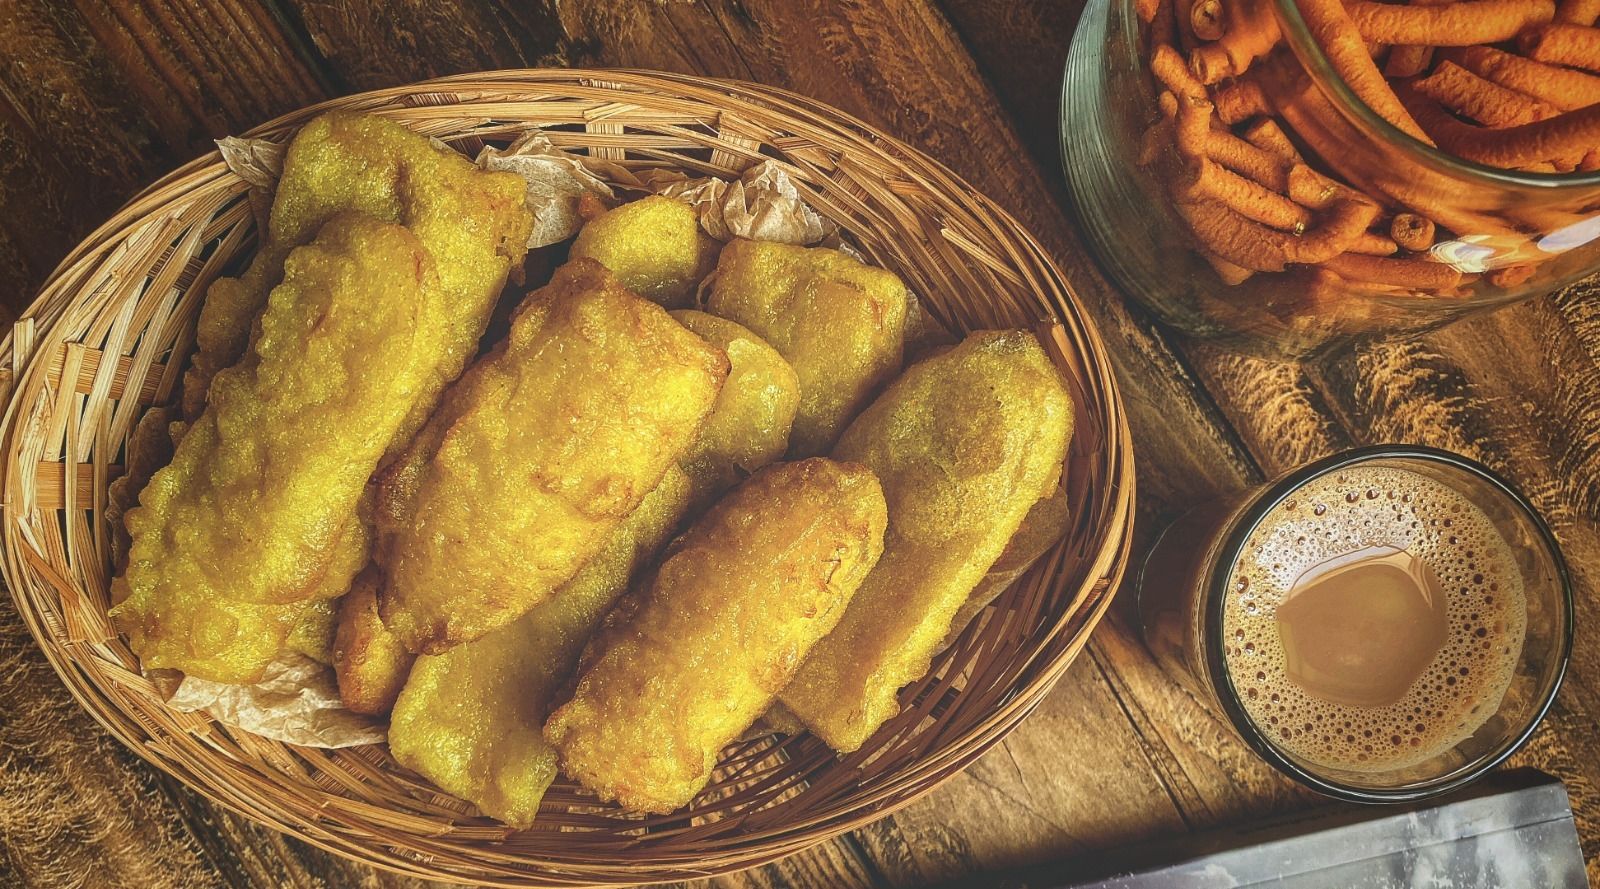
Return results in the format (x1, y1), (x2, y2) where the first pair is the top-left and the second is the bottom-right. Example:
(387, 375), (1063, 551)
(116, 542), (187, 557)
(1221, 466), (1526, 773)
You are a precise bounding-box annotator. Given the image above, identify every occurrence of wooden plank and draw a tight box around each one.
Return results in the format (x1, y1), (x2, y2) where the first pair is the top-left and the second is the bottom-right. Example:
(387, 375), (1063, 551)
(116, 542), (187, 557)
(0, 0), (329, 320)
(283, 0), (570, 90)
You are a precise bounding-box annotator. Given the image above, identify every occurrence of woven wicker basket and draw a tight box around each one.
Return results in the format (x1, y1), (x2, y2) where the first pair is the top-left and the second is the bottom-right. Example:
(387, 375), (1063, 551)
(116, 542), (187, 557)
(0, 70), (1134, 887)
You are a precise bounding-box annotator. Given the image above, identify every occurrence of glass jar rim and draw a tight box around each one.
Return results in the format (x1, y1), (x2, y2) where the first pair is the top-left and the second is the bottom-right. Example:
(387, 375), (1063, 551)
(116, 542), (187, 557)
(1202, 444), (1575, 803)
(1271, 0), (1600, 190)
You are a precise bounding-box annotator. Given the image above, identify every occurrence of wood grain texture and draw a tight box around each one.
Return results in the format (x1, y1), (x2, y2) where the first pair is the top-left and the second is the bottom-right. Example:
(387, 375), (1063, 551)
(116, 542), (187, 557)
(2, 0), (1598, 886)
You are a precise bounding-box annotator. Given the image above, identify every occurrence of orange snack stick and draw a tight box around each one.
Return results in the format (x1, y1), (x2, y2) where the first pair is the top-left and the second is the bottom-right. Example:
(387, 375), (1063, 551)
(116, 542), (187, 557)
(1323, 253), (1464, 290)
(1391, 213), (1437, 251)
(1386, 45), (1435, 78)
(1400, 85), (1600, 168)
(1201, 249), (1256, 284)
(1443, 46), (1600, 110)
(1296, 0), (1434, 144)
(1207, 129), (1293, 190)
(1182, 160), (1313, 230)
(1242, 118), (1303, 160)
(1520, 23), (1600, 72)
(1174, 197), (1294, 271)
(1291, 199), (1383, 264)
(1190, 0), (1282, 83)
(1414, 61), (1560, 127)
(1487, 264), (1537, 287)
(1384, 0), (1454, 77)
(1581, 149), (1600, 170)
(1215, 78), (1273, 123)
(1138, 0), (1164, 24)
(1192, 0), (1226, 40)
(1557, 0), (1600, 24)
(1149, 0), (1178, 47)
(1152, 43), (1209, 101)
(1350, 232), (1400, 256)
(1346, 0), (1554, 45)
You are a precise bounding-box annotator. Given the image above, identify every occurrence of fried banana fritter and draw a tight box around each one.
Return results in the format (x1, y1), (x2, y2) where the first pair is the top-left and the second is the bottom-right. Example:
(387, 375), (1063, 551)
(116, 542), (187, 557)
(705, 239), (908, 456)
(942, 482), (1070, 651)
(107, 407), (178, 577)
(570, 196), (719, 308)
(669, 310), (799, 500)
(110, 215), (451, 682)
(779, 331), (1074, 752)
(544, 458), (887, 814)
(375, 259), (727, 653)
(185, 111), (534, 449)
(286, 596), (338, 664)
(332, 568), (415, 715)
(389, 466), (694, 827)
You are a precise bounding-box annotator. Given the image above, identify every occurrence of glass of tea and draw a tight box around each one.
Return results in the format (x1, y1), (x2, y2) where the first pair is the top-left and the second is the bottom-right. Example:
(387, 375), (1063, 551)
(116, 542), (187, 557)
(1138, 445), (1573, 802)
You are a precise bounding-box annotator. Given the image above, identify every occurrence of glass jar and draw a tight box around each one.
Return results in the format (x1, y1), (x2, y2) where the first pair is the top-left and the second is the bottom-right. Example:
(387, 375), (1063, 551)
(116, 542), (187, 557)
(1062, 0), (1600, 359)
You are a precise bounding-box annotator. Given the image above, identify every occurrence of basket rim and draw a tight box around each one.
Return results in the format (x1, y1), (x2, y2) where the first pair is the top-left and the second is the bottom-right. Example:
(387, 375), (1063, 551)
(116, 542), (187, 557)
(0, 67), (1137, 887)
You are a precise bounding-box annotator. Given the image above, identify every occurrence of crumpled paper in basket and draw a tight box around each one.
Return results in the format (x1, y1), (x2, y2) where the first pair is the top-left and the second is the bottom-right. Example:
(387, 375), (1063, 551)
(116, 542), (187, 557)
(643, 161), (836, 246)
(478, 131), (637, 248)
(165, 654), (386, 748)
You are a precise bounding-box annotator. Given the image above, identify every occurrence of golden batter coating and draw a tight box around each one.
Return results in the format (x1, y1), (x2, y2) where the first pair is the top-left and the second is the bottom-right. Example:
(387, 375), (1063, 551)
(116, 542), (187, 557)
(285, 596), (338, 665)
(332, 568), (415, 716)
(669, 310), (799, 501)
(544, 458), (887, 814)
(184, 110), (533, 451)
(779, 331), (1074, 753)
(388, 466), (694, 827)
(570, 196), (719, 308)
(705, 239), (908, 456)
(110, 215), (453, 682)
(375, 259), (727, 653)
(942, 481), (1070, 651)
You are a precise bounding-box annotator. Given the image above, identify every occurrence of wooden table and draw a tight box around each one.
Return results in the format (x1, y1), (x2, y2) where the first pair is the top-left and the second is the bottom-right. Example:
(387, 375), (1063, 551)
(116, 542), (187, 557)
(0, 1), (1594, 886)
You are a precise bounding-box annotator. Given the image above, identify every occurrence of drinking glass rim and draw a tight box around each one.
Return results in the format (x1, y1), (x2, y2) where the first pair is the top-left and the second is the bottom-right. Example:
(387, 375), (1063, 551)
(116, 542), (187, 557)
(1203, 444), (1575, 804)
(1271, 0), (1600, 190)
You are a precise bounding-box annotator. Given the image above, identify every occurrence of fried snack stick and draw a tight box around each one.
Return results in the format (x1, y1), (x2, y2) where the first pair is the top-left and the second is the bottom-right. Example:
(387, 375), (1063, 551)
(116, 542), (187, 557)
(185, 112), (533, 437)
(376, 259), (727, 653)
(1414, 61), (1561, 127)
(1207, 129), (1293, 190)
(1385, 0), (1456, 78)
(1215, 79), (1272, 124)
(110, 216), (449, 681)
(1346, 0), (1554, 45)
(1399, 85), (1600, 168)
(779, 332), (1073, 753)
(705, 240), (908, 457)
(1242, 119), (1302, 161)
(331, 569), (414, 715)
(1295, 0), (1434, 144)
(570, 196), (721, 308)
(1190, 0), (1282, 83)
(1443, 45), (1600, 110)
(1192, 0), (1225, 40)
(1521, 22), (1600, 71)
(1175, 179), (1379, 272)
(389, 466), (694, 827)
(1558, 0), (1600, 24)
(1323, 252), (1464, 290)
(545, 459), (887, 813)
(1183, 161), (1313, 231)
(1391, 213), (1438, 251)
(670, 311), (800, 502)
